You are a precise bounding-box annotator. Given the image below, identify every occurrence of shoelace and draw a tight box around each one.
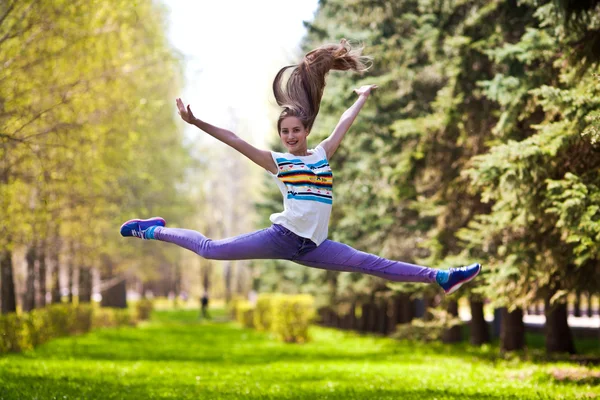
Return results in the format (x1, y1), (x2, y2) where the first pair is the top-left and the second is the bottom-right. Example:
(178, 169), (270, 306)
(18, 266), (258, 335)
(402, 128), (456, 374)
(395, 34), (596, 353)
(132, 228), (145, 239)
(450, 265), (471, 273)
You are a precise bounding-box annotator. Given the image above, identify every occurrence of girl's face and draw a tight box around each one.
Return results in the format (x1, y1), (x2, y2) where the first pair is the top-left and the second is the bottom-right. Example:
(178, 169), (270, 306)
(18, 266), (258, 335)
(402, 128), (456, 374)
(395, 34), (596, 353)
(279, 117), (309, 153)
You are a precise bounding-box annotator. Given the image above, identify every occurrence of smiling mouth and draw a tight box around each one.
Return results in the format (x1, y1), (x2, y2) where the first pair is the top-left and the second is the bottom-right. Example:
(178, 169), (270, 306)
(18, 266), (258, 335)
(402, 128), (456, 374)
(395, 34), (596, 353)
(287, 141), (298, 146)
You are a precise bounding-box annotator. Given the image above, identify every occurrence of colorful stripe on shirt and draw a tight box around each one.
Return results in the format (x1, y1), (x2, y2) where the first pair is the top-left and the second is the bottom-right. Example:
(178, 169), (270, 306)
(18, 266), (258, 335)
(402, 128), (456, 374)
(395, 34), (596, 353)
(276, 155), (333, 204)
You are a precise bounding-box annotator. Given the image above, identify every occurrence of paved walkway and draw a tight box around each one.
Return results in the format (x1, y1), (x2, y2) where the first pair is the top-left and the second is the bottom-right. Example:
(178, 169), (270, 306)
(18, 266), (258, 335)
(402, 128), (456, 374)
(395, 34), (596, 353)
(459, 310), (600, 329)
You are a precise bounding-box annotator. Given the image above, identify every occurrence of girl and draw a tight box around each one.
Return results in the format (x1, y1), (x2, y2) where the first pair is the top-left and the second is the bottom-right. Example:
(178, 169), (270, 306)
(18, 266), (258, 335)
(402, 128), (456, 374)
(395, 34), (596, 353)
(120, 40), (481, 295)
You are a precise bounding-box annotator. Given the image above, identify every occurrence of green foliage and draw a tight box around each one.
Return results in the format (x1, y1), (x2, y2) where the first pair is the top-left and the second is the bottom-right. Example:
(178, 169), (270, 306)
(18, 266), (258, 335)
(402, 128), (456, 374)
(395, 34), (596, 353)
(228, 295), (247, 319)
(253, 0), (600, 322)
(235, 301), (255, 329)
(270, 294), (315, 343)
(135, 299), (154, 321)
(253, 293), (281, 331)
(391, 308), (462, 342)
(0, 304), (135, 355)
(0, 0), (194, 300)
(233, 293), (316, 343)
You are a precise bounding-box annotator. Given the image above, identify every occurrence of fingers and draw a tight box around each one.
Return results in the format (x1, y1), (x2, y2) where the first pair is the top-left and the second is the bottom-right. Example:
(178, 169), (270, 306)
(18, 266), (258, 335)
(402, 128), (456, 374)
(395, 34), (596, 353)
(175, 98), (185, 113)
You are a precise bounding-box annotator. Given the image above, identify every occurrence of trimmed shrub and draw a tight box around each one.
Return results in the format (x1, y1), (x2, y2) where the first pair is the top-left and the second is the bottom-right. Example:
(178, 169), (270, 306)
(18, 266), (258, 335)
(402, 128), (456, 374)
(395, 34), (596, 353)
(114, 309), (134, 327)
(0, 313), (28, 353)
(271, 294), (315, 343)
(136, 299), (153, 320)
(228, 295), (246, 319)
(0, 303), (138, 355)
(236, 301), (255, 328)
(74, 304), (94, 333)
(24, 309), (52, 348)
(253, 293), (280, 331)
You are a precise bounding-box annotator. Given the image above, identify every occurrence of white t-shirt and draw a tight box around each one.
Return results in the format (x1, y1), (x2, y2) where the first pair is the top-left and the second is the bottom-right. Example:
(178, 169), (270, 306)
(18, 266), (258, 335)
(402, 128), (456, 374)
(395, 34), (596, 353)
(268, 145), (333, 245)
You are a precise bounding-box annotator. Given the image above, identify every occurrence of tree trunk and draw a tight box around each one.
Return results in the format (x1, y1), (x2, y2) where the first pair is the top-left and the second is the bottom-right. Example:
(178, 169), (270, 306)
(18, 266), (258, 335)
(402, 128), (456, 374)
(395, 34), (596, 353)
(360, 303), (371, 332)
(78, 267), (92, 303)
(67, 241), (74, 303)
(349, 301), (357, 330)
(368, 300), (378, 332)
(37, 242), (47, 307)
(101, 279), (127, 308)
(202, 260), (211, 295)
(500, 307), (525, 352)
(573, 290), (581, 318)
(235, 263), (245, 296)
(174, 262), (182, 299)
(223, 261), (232, 303)
(50, 235), (61, 304)
(1, 250), (17, 314)
(393, 292), (413, 325)
(378, 300), (388, 334)
(442, 300), (462, 343)
(544, 297), (576, 354)
(469, 297), (490, 345)
(23, 245), (37, 312)
(586, 292), (593, 318)
(415, 295), (434, 321)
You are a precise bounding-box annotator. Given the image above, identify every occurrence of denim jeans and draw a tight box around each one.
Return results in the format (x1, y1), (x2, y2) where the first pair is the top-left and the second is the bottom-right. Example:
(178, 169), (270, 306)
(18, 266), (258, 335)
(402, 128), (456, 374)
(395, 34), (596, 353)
(153, 224), (437, 283)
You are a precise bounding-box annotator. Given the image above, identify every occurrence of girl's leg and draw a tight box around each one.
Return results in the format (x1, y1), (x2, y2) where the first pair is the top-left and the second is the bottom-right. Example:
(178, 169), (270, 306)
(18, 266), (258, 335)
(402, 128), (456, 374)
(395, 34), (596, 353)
(152, 226), (292, 260)
(293, 239), (437, 283)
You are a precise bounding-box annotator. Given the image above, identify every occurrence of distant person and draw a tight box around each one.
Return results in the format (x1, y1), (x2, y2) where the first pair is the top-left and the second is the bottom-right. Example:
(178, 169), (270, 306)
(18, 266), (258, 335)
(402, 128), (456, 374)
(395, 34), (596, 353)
(120, 39), (480, 295)
(200, 293), (210, 320)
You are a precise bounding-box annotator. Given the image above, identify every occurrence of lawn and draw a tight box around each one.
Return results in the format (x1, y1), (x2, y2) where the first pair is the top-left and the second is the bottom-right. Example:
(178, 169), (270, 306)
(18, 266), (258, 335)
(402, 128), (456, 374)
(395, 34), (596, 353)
(0, 308), (598, 399)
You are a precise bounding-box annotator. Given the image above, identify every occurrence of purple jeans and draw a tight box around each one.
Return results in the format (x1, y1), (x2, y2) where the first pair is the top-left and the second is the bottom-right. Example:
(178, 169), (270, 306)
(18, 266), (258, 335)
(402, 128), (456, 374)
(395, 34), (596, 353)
(153, 224), (437, 283)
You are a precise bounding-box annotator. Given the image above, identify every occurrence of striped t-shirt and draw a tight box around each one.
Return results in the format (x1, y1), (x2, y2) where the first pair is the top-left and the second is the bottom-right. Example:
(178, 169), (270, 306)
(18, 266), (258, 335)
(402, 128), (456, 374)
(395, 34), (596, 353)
(268, 145), (332, 245)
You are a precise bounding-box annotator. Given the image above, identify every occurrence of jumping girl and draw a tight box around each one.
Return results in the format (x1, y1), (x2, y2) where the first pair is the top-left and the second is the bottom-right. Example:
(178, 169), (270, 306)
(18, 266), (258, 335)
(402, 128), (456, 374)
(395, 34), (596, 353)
(120, 40), (481, 295)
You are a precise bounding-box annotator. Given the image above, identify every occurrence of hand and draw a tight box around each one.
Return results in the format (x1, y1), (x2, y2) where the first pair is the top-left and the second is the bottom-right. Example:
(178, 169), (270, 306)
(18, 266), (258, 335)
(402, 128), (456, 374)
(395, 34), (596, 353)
(354, 84), (378, 97)
(176, 98), (197, 124)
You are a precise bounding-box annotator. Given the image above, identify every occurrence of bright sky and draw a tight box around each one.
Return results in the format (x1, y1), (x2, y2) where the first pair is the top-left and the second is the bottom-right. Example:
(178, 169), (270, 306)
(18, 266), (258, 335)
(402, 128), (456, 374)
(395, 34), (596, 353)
(162, 0), (319, 148)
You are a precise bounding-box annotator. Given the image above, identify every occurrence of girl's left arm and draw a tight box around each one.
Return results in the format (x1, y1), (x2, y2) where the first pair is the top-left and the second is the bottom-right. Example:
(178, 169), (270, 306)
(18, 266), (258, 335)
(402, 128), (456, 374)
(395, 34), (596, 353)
(319, 84), (377, 160)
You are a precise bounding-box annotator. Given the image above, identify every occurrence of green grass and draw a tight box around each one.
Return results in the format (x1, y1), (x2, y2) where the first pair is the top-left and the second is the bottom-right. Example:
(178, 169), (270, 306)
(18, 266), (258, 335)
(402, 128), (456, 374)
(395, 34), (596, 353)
(0, 309), (598, 399)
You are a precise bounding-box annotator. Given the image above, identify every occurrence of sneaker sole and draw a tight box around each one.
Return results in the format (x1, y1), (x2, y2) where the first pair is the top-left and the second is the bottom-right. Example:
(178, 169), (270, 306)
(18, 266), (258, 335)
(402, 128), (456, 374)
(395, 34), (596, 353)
(120, 217), (166, 237)
(444, 263), (482, 295)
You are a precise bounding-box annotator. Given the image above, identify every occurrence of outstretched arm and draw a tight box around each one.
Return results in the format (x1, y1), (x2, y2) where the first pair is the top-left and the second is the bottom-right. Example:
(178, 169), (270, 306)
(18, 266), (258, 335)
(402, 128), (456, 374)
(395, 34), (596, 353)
(319, 85), (377, 160)
(176, 98), (277, 174)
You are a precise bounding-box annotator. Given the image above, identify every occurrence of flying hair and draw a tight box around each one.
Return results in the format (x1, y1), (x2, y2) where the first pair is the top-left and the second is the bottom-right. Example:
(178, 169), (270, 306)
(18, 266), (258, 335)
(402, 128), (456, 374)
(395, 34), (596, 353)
(273, 39), (372, 133)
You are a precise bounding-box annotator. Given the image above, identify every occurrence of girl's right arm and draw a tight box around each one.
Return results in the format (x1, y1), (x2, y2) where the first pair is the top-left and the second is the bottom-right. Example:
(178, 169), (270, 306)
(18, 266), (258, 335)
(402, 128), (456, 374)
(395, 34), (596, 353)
(176, 98), (277, 174)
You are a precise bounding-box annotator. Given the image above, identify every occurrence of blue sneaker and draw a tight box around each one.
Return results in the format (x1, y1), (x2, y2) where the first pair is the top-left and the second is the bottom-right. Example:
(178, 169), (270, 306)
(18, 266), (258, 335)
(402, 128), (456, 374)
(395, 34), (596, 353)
(120, 217), (166, 239)
(440, 263), (481, 295)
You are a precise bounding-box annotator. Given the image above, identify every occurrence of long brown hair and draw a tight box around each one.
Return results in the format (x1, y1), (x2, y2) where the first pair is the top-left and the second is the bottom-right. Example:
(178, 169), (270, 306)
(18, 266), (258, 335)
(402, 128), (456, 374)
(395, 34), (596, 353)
(273, 39), (371, 133)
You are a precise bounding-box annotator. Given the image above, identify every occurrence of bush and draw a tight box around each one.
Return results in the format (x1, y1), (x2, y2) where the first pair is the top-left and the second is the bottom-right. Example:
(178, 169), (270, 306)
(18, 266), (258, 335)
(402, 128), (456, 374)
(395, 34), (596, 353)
(253, 293), (280, 331)
(228, 295), (246, 319)
(24, 309), (52, 348)
(0, 303), (138, 355)
(271, 294), (315, 343)
(136, 299), (153, 320)
(74, 304), (94, 333)
(93, 307), (134, 328)
(0, 313), (28, 353)
(391, 309), (462, 342)
(236, 301), (255, 328)
(114, 309), (134, 327)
